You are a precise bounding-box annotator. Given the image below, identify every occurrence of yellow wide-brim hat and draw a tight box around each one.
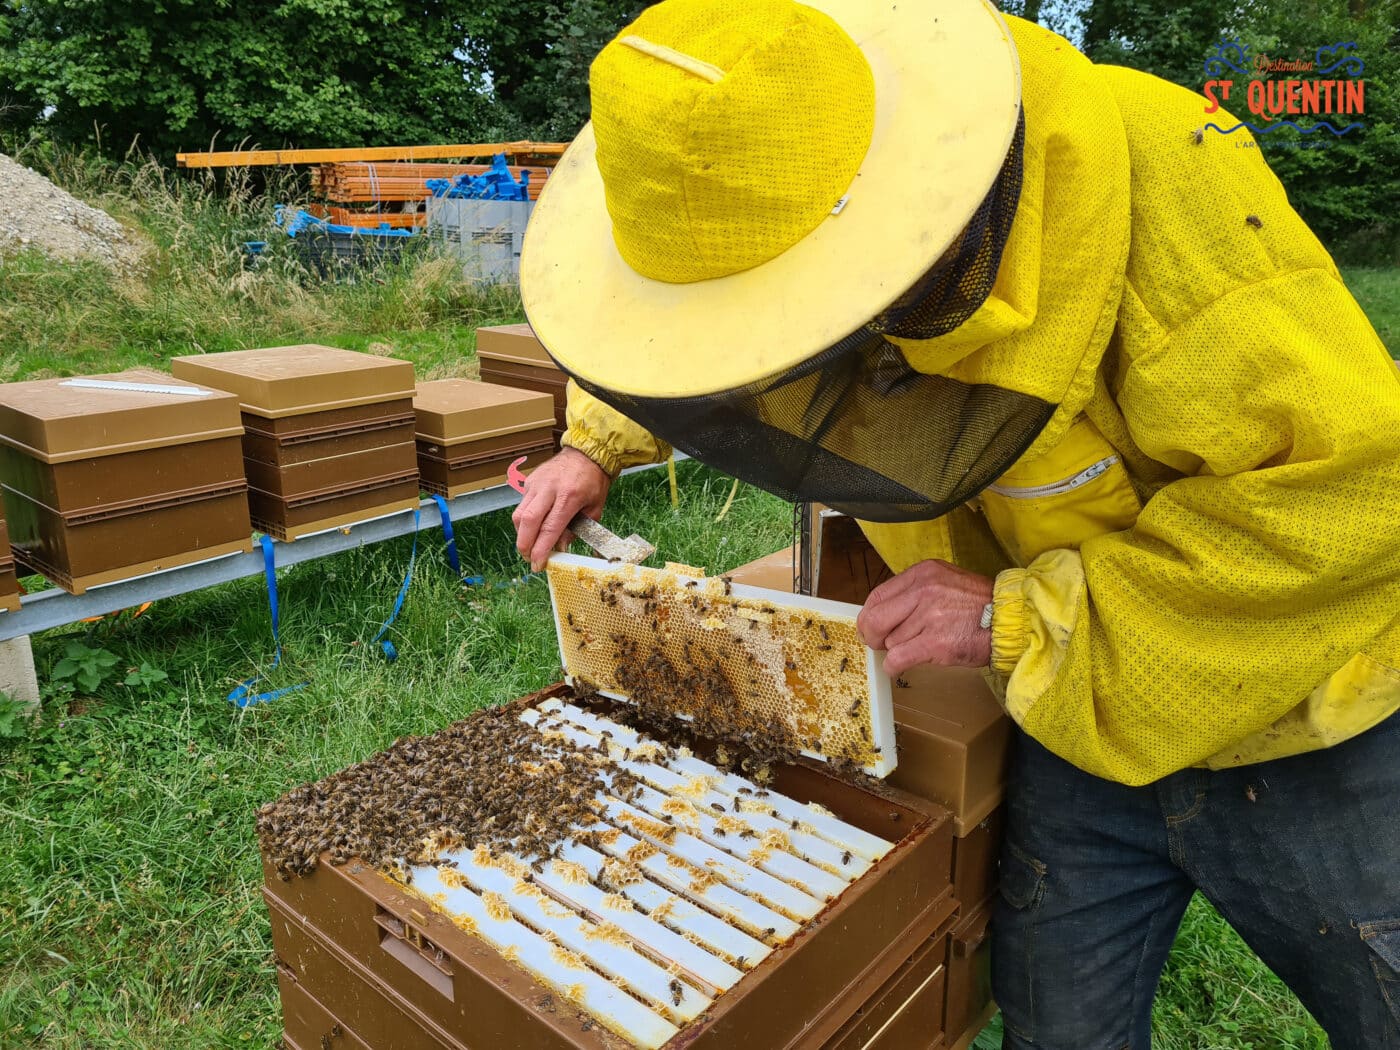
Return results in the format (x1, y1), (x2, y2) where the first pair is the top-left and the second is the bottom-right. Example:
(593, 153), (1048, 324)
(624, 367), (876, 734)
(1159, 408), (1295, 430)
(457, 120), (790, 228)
(521, 0), (1021, 400)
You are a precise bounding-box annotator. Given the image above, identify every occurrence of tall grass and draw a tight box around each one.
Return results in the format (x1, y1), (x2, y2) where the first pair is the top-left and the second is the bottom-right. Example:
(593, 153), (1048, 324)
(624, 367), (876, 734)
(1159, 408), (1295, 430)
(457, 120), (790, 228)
(0, 137), (522, 381)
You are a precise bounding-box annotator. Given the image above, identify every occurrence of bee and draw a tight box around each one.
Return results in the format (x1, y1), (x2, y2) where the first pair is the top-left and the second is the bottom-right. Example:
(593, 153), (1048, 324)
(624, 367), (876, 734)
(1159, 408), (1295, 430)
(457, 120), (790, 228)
(762, 927), (775, 938)
(895, 677), (910, 689)
(732, 798), (742, 812)
(790, 819), (800, 830)
(841, 851), (851, 866)
(710, 802), (725, 812)
(669, 979), (684, 1006)
(819, 624), (828, 641)
(721, 577), (733, 596)
(735, 956), (747, 969)
(1245, 784), (1258, 803)
(839, 657), (849, 674)
(737, 787), (753, 796)
(818, 644), (832, 651)
(1191, 127), (1205, 145)
(715, 828), (727, 837)
(1245, 214), (1263, 229)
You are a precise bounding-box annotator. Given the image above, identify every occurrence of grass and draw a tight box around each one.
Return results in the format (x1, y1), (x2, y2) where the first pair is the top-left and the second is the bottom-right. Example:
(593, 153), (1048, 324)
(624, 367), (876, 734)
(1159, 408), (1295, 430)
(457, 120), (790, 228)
(0, 146), (1396, 1048)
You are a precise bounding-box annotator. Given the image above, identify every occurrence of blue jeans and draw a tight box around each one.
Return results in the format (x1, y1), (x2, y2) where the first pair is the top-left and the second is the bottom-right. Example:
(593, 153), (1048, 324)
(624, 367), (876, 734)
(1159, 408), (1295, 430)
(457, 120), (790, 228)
(992, 713), (1400, 1049)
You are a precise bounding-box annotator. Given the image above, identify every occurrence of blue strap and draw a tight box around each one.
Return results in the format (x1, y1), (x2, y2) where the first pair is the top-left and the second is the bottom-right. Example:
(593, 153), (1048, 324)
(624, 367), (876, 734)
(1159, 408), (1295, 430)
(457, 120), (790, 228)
(431, 495), (461, 576)
(370, 507), (420, 662)
(431, 493), (488, 585)
(228, 535), (309, 707)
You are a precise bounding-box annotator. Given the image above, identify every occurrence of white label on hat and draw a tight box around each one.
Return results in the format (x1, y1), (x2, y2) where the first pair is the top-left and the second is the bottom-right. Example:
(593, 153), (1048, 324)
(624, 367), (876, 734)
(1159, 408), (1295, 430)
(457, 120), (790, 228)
(831, 195), (850, 216)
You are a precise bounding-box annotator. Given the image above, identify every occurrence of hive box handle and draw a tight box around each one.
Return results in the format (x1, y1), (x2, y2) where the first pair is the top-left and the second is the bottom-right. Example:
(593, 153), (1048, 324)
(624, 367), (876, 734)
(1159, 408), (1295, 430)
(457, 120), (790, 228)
(373, 907), (455, 999)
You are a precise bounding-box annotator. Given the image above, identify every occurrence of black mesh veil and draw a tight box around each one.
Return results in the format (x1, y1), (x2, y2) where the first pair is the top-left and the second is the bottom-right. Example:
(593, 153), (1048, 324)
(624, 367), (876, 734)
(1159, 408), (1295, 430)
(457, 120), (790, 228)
(567, 115), (1051, 523)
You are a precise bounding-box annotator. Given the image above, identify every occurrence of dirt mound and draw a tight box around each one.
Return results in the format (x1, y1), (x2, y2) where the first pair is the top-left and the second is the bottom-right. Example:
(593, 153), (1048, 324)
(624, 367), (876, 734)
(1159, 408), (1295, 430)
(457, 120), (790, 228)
(0, 153), (145, 273)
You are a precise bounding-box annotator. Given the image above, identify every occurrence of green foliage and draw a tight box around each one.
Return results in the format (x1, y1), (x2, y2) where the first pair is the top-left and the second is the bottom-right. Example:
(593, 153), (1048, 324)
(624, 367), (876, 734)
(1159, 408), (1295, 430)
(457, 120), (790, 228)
(507, 1), (650, 139)
(51, 642), (121, 694)
(0, 693), (31, 743)
(0, 0), (505, 154)
(123, 662), (170, 692)
(1234, 0), (1400, 263)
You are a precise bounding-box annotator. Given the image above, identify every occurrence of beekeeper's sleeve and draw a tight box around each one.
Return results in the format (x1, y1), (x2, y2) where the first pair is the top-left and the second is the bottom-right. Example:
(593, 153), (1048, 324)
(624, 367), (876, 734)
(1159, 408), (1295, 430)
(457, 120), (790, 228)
(562, 381), (672, 477)
(989, 267), (1400, 785)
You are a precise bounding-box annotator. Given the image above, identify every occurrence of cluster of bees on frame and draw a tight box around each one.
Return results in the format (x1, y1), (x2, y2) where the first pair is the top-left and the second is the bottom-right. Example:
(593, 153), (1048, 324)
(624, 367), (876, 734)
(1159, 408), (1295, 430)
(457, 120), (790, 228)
(563, 569), (882, 777)
(256, 704), (645, 882)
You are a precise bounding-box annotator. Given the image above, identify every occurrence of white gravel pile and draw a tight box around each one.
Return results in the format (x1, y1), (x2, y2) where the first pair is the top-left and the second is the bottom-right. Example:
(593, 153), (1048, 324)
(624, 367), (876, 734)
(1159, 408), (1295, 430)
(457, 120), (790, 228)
(0, 152), (145, 273)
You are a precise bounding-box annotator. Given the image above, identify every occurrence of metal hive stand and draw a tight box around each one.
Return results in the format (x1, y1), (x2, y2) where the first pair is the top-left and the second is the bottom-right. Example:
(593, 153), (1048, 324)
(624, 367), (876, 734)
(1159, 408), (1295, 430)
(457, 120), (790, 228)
(0, 461), (679, 694)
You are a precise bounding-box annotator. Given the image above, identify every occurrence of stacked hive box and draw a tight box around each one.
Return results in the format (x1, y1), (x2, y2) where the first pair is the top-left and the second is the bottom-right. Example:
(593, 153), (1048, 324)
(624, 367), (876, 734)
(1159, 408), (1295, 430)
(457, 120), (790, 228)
(475, 324), (568, 450)
(171, 347), (419, 540)
(0, 370), (254, 594)
(264, 686), (960, 1050)
(413, 379), (555, 498)
(728, 534), (1010, 1049)
(0, 517), (19, 612)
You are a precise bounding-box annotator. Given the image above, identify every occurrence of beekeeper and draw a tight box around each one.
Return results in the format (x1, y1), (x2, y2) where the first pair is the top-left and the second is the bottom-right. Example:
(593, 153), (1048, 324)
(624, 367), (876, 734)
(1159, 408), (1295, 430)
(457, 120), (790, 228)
(510, 1), (1400, 1045)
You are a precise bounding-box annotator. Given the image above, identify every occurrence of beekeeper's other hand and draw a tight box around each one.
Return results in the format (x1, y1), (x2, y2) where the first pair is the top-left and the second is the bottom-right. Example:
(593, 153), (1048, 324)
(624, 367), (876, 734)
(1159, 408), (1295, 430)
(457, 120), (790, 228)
(856, 559), (994, 676)
(512, 448), (612, 572)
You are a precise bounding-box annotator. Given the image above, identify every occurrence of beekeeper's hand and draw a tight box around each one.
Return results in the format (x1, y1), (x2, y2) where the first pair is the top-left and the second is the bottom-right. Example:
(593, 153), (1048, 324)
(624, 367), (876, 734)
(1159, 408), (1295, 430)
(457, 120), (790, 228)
(856, 559), (994, 676)
(512, 448), (612, 572)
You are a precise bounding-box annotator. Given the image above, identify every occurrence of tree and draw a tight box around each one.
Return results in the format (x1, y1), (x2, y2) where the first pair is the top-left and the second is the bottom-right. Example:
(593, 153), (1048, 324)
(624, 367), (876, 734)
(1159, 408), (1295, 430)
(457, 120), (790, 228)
(1031, 0), (1399, 261)
(0, 0), (510, 154)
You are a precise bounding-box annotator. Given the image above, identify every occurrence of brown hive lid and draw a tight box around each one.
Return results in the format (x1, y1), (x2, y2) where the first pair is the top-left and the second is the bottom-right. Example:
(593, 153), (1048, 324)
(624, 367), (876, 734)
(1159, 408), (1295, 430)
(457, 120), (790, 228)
(414, 379), (555, 446)
(474, 324), (559, 368)
(0, 368), (243, 464)
(170, 345), (414, 419)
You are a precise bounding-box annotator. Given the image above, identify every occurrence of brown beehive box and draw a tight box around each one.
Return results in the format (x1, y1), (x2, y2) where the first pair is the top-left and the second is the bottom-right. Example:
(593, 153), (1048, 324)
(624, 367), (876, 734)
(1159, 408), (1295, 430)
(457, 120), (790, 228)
(0, 517), (18, 613)
(171, 347), (420, 540)
(170, 345), (415, 419)
(247, 471), (421, 541)
(474, 323), (557, 369)
(725, 546), (796, 592)
(241, 405), (417, 466)
(414, 379), (555, 498)
(825, 930), (951, 1050)
(262, 686), (958, 1050)
(943, 902), (993, 1044)
(0, 369), (253, 593)
(475, 324), (568, 442)
(887, 667), (1009, 836)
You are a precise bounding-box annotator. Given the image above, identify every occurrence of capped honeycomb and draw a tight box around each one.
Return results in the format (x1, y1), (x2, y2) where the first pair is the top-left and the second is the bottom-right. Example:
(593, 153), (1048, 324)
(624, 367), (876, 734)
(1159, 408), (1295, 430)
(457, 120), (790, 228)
(545, 553), (896, 778)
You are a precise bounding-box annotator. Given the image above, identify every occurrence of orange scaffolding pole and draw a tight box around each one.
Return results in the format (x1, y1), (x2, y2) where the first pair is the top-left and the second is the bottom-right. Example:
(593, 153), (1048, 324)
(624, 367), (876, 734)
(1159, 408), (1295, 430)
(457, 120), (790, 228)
(175, 141), (568, 168)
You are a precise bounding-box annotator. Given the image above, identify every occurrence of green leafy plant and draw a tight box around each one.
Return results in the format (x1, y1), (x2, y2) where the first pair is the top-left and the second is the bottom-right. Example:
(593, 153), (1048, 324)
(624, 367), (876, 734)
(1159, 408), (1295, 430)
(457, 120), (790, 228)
(51, 641), (120, 694)
(123, 662), (169, 692)
(0, 691), (32, 742)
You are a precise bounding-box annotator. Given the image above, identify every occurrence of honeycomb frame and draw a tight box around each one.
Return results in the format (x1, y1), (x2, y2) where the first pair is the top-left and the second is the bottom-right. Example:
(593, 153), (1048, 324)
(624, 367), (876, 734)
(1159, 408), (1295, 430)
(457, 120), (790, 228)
(545, 553), (897, 778)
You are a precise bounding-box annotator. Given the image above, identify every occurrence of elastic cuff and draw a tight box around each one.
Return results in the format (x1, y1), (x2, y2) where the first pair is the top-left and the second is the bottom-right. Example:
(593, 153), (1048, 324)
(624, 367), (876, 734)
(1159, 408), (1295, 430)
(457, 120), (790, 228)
(989, 569), (1031, 676)
(561, 429), (625, 479)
